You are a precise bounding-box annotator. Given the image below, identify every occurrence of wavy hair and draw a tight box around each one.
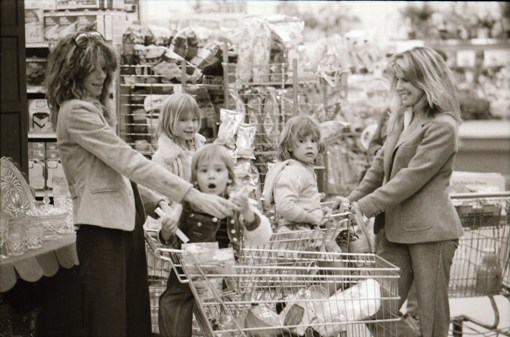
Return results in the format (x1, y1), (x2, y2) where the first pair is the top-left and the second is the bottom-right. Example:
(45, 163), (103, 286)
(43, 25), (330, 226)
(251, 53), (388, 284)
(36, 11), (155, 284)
(384, 46), (461, 131)
(278, 115), (325, 161)
(45, 31), (118, 130)
(191, 144), (237, 192)
(157, 93), (202, 140)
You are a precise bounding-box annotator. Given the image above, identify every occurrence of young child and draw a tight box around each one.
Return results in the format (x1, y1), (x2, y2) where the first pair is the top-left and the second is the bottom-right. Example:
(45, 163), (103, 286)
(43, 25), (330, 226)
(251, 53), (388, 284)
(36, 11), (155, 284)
(153, 92), (206, 181)
(152, 92), (206, 222)
(263, 115), (329, 231)
(158, 144), (272, 337)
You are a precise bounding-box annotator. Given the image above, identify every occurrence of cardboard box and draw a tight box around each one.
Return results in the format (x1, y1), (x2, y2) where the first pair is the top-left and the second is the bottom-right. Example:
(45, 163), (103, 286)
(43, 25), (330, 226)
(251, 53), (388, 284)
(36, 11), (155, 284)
(25, 9), (44, 44)
(29, 159), (46, 190)
(28, 99), (52, 133)
(26, 57), (47, 87)
(28, 142), (45, 160)
(55, 0), (101, 10)
(44, 14), (60, 42)
(76, 14), (98, 32)
(455, 204), (501, 229)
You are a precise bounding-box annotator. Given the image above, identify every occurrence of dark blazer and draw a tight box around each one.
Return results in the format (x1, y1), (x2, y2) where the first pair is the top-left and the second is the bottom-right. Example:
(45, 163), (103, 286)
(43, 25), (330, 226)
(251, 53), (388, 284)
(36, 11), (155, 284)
(348, 111), (463, 244)
(56, 99), (194, 231)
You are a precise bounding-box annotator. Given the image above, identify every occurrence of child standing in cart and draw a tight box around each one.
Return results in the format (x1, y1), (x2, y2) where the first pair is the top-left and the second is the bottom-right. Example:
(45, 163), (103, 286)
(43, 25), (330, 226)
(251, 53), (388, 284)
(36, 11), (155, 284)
(158, 143), (272, 337)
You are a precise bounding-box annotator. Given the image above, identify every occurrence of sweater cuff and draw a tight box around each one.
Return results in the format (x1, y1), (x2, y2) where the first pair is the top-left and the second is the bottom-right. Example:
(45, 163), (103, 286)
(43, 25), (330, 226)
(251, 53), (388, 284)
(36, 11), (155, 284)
(243, 213), (261, 231)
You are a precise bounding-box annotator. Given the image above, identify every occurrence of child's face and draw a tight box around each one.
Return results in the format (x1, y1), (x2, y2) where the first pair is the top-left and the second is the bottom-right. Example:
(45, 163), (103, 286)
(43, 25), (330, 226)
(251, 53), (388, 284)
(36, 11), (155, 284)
(195, 157), (229, 196)
(173, 111), (199, 141)
(291, 134), (319, 165)
(82, 67), (106, 99)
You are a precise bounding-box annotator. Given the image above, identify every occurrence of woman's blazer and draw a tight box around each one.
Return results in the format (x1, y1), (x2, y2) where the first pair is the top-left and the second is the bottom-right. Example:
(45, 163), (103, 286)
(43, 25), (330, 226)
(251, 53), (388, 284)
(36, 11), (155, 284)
(348, 111), (463, 244)
(56, 99), (194, 231)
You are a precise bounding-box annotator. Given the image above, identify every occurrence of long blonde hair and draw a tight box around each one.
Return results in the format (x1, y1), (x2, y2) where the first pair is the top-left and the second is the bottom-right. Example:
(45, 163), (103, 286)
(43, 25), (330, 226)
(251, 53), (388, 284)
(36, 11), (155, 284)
(384, 46), (461, 132)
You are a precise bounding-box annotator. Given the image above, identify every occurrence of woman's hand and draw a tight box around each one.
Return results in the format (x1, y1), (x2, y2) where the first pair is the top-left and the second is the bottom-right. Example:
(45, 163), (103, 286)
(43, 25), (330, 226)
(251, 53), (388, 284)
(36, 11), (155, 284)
(184, 188), (237, 219)
(331, 196), (351, 212)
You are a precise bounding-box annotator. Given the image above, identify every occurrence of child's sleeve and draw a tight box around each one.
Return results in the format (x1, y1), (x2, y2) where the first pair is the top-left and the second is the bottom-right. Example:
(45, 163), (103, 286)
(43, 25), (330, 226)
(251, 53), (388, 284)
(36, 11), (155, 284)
(241, 200), (272, 245)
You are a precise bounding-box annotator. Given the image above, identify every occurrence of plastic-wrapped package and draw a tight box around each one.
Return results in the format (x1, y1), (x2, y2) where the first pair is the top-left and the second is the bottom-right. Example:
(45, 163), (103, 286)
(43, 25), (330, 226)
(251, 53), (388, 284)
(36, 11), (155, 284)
(234, 159), (261, 201)
(279, 279), (381, 337)
(145, 24), (175, 46)
(234, 123), (256, 160)
(216, 108), (244, 150)
(262, 88), (279, 150)
(236, 17), (272, 84)
(251, 19), (272, 84)
(170, 27), (199, 61)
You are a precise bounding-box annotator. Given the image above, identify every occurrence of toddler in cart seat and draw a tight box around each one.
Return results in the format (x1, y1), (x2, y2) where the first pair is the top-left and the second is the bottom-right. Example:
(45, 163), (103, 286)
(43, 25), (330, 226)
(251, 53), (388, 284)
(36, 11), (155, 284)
(262, 115), (342, 253)
(157, 143), (272, 337)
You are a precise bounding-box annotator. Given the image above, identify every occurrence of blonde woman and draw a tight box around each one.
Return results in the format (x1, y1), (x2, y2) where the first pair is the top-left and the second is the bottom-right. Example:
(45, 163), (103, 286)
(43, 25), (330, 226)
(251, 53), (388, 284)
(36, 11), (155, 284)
(337, 46), (463, 337)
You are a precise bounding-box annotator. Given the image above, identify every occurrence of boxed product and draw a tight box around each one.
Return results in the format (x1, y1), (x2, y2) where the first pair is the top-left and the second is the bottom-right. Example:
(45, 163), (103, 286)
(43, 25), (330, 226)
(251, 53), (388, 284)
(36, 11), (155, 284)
(25, 8), (44, 44)
(28, 142), (45, 160)
(28, 159), (45, 190)
(76, 14), (98, 32)
(58, 15), (78, 39)
(28, 99), (52, 133)
(46, 150), (65, 190)
(55, 0), (101, 10)
(26, 57), (47, 87)
(43, 14), (59, 42)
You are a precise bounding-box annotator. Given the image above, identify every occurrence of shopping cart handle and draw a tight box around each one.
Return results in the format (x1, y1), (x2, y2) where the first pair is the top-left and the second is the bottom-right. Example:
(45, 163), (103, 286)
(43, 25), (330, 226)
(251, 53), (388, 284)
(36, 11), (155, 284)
(155, 207), (190, 243)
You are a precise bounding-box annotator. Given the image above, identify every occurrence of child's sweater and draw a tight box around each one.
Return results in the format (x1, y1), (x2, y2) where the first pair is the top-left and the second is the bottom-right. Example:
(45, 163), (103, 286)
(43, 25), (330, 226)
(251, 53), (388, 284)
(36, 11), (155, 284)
(152, 133), (205, 182)
(263, 159), (323, 227)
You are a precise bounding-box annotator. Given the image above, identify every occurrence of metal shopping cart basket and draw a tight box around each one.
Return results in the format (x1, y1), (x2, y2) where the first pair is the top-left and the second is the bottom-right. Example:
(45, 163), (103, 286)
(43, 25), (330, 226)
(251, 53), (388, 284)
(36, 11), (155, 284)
(145, 212), (399, 337)
(448, 192), (510, 337)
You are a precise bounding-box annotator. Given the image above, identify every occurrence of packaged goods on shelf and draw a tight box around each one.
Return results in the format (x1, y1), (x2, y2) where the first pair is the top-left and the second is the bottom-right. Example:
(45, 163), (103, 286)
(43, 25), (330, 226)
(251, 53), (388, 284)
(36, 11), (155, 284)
(26, 57), (47, 88)
(25, 8), (45, 44)
(28, 99), (52, 134)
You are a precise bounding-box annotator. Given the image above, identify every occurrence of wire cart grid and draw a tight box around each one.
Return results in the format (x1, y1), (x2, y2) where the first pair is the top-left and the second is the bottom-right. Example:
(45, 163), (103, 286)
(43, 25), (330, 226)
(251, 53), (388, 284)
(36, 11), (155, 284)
(150, 242), (400, 337)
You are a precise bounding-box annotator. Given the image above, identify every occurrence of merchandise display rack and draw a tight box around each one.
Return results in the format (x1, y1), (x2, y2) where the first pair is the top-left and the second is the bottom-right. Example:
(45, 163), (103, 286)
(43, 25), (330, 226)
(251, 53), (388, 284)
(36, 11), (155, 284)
(118, 62), (224, 156)
(221, 56), (331, 189)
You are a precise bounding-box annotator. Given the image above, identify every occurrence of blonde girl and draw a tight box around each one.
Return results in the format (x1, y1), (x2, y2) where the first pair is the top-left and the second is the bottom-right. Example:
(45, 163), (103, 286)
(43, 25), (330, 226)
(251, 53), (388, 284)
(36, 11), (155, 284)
(152, 93), (206, 182)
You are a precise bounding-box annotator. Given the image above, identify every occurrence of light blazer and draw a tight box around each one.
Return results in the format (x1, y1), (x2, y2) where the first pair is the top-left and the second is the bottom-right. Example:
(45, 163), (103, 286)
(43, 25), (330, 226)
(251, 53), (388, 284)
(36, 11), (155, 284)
(348, 111), (463, 244)
(56, 99), (194, 231)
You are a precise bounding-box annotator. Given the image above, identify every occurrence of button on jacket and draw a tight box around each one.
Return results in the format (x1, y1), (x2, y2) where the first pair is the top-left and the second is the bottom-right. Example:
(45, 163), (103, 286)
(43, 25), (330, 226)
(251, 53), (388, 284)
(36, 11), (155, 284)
(348, 111), (463, 244)
(56, 99), (194, 231)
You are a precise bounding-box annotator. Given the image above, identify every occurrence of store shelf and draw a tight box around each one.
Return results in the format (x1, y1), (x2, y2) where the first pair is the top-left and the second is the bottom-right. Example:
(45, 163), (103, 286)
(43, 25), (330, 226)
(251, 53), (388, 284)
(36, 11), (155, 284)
(28, 133), (56, 139)
(26, 42), (49, 49)
(27, 86), (45, 94)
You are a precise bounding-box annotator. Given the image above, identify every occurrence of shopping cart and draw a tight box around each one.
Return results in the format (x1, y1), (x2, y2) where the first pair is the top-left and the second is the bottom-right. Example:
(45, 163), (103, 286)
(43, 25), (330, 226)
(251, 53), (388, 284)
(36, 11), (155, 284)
(448, 192), (510, 337)
(145, 211), (400, 337)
